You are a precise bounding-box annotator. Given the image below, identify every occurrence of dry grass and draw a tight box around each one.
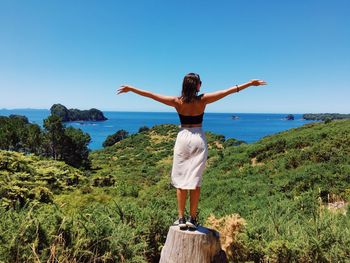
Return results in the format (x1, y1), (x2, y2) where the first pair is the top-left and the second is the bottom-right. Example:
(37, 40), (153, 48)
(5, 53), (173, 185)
(157, 155), (173, 166)
(149, 131), (170, 144)
(251, 157), (264, 166)
(327, 201), (348, 215)
(206, 213), (247, 260)
(214, 141), (224, 149)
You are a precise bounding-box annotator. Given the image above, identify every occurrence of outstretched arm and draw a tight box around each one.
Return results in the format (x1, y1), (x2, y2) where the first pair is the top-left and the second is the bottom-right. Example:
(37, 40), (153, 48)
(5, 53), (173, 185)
(116, 85), (178, 107)
(202, 79), (267, 105)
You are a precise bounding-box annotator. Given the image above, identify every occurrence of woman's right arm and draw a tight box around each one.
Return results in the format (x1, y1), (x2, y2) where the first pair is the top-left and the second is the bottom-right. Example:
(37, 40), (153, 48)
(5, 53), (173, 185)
(117, 85), (179, 107)
(202, 79), (267, 105)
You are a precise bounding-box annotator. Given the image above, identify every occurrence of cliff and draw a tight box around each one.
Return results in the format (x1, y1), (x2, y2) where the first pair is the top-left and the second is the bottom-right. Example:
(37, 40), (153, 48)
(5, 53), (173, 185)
(50, 103), (108, 122)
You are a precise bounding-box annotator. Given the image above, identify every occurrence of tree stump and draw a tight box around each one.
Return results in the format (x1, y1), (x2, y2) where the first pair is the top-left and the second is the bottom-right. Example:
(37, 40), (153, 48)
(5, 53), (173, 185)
(159, 225), (227, 263)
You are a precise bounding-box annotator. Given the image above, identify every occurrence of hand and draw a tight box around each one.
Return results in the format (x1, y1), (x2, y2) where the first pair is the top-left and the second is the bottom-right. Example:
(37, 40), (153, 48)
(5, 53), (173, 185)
(250, 79), (267, 86)
(116, 85), (135, 94)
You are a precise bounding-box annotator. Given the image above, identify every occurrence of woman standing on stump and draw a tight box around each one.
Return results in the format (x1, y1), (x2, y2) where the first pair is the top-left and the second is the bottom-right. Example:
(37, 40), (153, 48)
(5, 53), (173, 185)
(117, 73), (266, 230)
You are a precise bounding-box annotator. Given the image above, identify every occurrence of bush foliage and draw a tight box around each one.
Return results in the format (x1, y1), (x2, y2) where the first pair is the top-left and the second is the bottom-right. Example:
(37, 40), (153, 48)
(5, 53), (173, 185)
(1, 120), (350, 262)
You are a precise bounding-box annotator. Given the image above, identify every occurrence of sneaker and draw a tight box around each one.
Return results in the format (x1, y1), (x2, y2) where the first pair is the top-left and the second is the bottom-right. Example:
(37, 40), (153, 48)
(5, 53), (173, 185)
(178, 217), (187, 230)
(186, 216), (199, 230)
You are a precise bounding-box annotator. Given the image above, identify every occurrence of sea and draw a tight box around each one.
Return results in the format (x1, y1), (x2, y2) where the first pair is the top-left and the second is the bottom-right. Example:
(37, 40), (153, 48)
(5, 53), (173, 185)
(0, 109), (321, 151)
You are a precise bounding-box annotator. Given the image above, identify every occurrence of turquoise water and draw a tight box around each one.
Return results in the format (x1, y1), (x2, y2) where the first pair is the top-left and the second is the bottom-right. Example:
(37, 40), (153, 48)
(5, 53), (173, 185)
(0, 109), (320, 150)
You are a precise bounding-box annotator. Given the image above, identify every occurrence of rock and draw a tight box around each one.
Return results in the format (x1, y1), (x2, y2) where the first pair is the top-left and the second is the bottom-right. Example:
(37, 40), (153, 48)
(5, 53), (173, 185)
(50, 103), (107, 122)
(285, 114), (294, 120)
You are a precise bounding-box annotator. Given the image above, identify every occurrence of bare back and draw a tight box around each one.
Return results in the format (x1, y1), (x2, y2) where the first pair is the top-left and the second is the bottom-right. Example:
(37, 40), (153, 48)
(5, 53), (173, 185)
(175, 95), (206, 116)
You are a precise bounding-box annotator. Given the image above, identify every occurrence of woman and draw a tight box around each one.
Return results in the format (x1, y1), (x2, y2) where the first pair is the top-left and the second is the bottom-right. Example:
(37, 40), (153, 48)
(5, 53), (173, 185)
(117, 73), (266, 230)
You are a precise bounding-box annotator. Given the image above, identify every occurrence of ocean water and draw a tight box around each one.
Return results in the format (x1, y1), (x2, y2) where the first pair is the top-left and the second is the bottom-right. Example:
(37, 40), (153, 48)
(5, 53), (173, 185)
(0, 109), (320, 150)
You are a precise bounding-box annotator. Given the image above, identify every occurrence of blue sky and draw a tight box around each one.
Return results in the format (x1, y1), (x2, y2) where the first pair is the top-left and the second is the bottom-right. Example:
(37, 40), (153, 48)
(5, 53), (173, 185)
(0, 0), (349, 113)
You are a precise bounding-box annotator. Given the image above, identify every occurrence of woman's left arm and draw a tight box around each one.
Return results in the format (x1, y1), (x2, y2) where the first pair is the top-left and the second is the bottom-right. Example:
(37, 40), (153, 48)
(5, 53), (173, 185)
(117, 85), (178, 107)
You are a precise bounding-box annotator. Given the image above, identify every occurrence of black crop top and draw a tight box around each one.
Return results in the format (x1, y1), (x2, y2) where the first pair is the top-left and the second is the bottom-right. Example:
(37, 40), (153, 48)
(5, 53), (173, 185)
(178, 112), (204, 125)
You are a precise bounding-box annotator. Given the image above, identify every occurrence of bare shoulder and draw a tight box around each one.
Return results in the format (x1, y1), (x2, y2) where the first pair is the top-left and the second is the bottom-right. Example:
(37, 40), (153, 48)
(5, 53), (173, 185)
(174, 96), (182, 105)
(173, 96), (182, 109)
(198, 93), (208, 104)
(174, 96), (181, 102)
(200, 91), (223, 105)
(194, 94), (206, 110)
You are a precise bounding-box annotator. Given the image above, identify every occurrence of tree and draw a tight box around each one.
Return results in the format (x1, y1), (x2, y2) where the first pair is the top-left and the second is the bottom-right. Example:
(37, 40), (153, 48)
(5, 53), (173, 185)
(62, 127), (91, 169)
(0, 116), (11, 150)
(1, 114), (92, 169)
(103, 129), (129, 147)
(0, 115), (29, 151)
(138, 126), (150, 133)
(24, 124), (42, 155)
(43, 114), (92, 168)
(43, 114), (66, 160)
(0, 115), (42, 153)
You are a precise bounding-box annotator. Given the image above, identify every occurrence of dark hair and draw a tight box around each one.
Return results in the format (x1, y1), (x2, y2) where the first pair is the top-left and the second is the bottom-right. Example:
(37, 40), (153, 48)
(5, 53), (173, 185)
(180, 73), (202, 103)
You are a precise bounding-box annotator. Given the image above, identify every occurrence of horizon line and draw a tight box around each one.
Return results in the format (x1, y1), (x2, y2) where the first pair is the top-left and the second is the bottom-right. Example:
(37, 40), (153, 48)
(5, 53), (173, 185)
(1, 107), (349, 115)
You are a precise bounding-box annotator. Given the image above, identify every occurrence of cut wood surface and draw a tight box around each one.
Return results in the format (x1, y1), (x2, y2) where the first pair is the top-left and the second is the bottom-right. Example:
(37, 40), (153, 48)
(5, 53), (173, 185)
(159, 225), (227, 263)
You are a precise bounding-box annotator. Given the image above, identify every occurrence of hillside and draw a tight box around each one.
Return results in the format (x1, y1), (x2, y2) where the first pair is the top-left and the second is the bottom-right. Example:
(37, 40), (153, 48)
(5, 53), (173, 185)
(89, 124), (227, 194)
(0, 150), (88, 208)
(0, 120), (349, 262)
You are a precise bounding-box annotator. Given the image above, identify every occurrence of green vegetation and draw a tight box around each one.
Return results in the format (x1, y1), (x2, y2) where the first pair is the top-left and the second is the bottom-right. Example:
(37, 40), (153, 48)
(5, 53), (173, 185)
(0, 114), (91, 169)
(0, 150), (87, 209)
(50, 103), (108, 122)
(0, 120), (349, 262)
(102, 129), (129, 148)
(138, 126), (150, 133)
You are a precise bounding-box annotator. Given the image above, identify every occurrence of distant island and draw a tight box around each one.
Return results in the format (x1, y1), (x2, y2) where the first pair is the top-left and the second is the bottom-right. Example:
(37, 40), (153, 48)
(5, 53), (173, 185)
(303, 113), (350, 121)
(50, 103), (108, 122)
(285, 114), (294, 120)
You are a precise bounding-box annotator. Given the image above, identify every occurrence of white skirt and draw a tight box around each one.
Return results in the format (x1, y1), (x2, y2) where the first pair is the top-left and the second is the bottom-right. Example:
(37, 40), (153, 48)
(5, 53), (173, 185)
(171, 127), (208, 190)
